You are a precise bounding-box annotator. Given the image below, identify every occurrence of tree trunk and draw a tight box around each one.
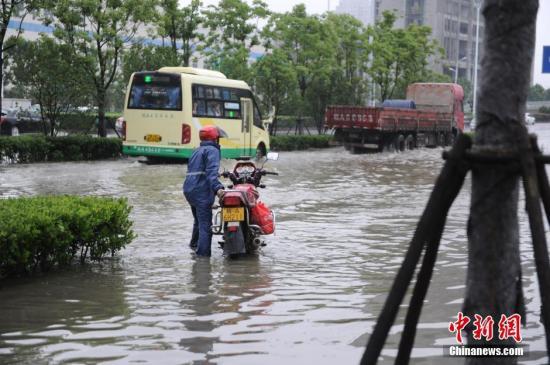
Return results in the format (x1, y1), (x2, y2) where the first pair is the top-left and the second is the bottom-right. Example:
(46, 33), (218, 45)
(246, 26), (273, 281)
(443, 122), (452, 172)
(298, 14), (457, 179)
(97, 87), (107, 137)
(464, 1), (538, 364)
(0, 49), (3, 117)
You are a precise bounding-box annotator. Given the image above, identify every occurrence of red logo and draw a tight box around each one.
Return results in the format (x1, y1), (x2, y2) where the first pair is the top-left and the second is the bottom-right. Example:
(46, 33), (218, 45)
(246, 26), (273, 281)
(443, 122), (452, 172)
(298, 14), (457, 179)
(449, 313), (522, 344)
(449, 312), (470, 344)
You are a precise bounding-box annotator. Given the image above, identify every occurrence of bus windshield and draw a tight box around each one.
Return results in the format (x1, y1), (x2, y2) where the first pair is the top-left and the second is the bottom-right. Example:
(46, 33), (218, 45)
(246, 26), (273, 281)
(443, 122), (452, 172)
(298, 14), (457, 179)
(128, 73), (182, 111)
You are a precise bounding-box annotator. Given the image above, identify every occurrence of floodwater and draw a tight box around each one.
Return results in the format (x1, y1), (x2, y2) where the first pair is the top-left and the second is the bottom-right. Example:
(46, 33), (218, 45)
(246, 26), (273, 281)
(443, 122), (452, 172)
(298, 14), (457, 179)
(1, 125), (550, 365)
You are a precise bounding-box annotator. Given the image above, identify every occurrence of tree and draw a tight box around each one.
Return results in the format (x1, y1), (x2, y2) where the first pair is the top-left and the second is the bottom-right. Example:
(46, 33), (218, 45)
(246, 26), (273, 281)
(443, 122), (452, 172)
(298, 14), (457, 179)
(0, 0), (40, 116)
(464, 1), (538, 363)
(202, 0), (268, 80)
(368, 11), (439, 101)
(7, 37), (91, 135)
(528, 83), (545, 101)
(179, 0), (203, 67)
(251, 48), (297, 134)
(156, 0), (203, 66)
(44, 0), (156, 137)
(264, 5), (336, 132)
(121, 43), (178, 84)
(323, 13), (369, 107)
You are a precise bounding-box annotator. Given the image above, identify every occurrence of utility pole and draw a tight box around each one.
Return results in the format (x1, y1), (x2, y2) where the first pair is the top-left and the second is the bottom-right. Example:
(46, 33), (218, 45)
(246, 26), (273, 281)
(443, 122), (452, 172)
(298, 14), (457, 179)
(464, 2), (538, 365)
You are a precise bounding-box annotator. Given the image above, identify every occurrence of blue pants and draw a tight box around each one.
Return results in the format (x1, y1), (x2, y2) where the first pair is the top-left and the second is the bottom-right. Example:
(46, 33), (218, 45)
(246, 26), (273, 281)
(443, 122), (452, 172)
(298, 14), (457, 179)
(185, 193), (213, 257)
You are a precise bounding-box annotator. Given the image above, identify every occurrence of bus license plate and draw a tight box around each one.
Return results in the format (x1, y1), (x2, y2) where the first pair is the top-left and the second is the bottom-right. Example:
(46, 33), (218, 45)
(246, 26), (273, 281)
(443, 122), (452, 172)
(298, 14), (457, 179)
(223, 207), (244, 222)
(145, 134), (161, 142)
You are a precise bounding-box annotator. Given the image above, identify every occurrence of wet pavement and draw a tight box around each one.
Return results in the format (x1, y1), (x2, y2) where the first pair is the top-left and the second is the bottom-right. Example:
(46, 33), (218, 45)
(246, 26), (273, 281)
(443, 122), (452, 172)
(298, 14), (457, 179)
(1, 125), (550, 364)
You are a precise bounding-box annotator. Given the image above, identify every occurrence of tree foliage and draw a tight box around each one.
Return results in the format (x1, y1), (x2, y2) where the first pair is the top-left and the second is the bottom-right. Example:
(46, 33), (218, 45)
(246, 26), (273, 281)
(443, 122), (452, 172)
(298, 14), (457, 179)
(368, 11), (440, 101)
(44, 0), (156, 137)
(5, 2), (447, 137)
(526, 84), (550, 101)
(0, 0), (41, 115)
(156, 0), (203, 66)
(202, 0), (268, 80)
(7, 37), (92, 135)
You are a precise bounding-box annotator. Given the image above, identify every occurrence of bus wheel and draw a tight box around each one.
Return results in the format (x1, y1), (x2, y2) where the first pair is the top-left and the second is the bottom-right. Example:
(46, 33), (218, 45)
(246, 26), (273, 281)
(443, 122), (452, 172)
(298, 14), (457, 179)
(256, 143), (267, 159)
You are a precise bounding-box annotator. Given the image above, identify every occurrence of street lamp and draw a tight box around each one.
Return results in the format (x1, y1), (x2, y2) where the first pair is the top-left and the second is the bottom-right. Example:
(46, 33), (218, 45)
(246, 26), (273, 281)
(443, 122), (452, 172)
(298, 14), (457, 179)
(453, 57), (468, 84)
(472, 0), (483, 121)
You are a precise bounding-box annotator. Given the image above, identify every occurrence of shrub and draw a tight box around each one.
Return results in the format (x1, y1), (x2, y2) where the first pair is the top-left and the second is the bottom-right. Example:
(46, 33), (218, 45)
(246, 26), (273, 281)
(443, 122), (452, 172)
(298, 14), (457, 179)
(0, 135), (122, 163)
(0, 196), (135, 278)
(270, 135), (332, 151)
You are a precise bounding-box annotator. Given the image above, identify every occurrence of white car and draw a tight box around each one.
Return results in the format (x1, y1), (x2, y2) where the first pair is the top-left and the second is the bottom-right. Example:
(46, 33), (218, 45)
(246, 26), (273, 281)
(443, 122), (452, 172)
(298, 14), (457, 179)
(525, 113), (535, 125)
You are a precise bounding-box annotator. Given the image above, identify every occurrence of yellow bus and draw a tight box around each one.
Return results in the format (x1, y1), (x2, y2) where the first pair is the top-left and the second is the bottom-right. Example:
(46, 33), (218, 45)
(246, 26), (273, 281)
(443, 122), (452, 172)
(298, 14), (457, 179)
(122, 67), (271, 160)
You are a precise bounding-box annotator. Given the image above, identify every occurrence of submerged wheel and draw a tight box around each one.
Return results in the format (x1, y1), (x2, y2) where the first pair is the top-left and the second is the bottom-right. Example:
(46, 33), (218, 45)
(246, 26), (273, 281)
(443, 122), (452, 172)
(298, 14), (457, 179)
(446, 130), (457, 146)
(396, 134), (405, 152)
(383, 136), (396, 152)
(405, 135), (415, 150)
(437, 132), (445, 147)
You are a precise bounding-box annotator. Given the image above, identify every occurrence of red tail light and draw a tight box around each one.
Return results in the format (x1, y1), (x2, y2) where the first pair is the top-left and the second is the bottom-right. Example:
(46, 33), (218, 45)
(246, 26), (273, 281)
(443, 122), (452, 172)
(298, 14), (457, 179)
(223, 195), (242, 206)
(122, 121), (126, 141)
(181, 123), (191, 144)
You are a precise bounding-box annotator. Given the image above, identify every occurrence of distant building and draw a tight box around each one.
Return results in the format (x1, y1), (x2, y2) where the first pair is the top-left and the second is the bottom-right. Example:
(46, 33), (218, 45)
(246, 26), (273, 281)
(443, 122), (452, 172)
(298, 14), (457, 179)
(335, 0), (376, 26)
(374, 0), (485, 82)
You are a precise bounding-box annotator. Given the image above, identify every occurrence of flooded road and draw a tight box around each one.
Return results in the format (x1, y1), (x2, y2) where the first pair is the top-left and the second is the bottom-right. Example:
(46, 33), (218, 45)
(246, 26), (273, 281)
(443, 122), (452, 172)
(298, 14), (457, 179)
(1, 125), (550, 364)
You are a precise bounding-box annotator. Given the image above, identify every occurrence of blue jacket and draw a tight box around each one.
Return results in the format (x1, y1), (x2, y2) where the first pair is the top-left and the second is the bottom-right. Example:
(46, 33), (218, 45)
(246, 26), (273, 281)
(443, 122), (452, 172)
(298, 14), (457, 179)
(183, 141), (224, 204)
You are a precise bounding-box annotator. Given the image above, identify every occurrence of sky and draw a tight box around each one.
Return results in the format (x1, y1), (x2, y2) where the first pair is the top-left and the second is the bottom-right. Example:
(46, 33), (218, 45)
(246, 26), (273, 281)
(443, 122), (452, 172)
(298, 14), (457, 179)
(181, 0), (550, 88)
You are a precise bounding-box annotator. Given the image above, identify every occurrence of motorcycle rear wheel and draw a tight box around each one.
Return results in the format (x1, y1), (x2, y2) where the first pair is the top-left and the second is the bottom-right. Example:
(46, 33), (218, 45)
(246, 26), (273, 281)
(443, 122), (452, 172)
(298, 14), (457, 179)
(223, 225), (246, 257)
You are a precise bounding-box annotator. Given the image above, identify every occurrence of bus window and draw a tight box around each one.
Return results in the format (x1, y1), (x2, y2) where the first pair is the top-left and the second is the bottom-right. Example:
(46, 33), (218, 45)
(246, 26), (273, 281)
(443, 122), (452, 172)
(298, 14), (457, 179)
(207, 101), (223, 117)
(193, 100), (205, 115)
(253, 103), (262, 128)
(224, 102), (241, 118)
(193, 84), (244, 119)
(128, 73), (182, 111)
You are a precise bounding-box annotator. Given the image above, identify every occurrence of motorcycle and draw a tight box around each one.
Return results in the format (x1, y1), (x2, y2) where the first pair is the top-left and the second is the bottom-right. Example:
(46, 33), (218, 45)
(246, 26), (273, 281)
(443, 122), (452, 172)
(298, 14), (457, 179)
(212, 152), (279, 256)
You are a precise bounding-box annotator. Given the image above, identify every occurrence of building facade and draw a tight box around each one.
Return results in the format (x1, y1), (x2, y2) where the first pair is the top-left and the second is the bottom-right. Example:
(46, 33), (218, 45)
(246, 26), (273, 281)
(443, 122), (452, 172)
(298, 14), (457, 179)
(335, 0), (376, 26)
(379, 0), (484, 82)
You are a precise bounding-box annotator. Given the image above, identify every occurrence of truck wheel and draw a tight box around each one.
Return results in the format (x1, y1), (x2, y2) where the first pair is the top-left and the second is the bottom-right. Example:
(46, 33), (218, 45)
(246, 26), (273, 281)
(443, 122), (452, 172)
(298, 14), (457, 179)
(397, 134), (405, 152)
(437, 132), (445, 147)
(446, 131), (456, 146)
(383, 136), (396, 152)
(405, 135), (415, 150)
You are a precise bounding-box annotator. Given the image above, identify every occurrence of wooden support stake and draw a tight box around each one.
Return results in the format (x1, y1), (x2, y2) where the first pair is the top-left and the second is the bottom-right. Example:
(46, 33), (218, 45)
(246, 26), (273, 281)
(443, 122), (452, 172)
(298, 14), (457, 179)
(528, 136), (550, 358)
(361, 134), (471, 365)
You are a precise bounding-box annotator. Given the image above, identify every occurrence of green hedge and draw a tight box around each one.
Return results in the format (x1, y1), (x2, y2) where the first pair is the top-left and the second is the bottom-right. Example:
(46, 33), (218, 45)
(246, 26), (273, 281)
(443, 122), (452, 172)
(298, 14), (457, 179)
(0, 196), (135, 278)
(270, 135), (332, 151)
(0, 135), (122, 163)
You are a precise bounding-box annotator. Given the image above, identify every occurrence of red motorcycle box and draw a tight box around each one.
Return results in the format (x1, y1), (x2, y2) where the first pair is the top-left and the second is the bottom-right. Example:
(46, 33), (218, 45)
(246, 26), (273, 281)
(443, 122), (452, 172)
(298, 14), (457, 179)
(250, 201), (275, 234)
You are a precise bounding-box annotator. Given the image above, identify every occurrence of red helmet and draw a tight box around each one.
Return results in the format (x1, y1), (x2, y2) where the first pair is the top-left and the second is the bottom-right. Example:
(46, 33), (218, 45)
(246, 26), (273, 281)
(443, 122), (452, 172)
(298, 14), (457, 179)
(199, 125), (228, 141)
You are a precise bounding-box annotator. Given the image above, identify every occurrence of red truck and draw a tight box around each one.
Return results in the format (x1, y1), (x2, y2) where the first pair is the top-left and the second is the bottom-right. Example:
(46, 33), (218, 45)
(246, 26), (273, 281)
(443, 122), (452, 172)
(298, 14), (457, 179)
(325, 83), (465, 153)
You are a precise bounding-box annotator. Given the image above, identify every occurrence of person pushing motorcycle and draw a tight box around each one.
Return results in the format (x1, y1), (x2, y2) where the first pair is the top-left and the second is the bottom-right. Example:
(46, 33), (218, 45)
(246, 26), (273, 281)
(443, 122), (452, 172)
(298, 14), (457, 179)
(184, 125), (227, 257)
